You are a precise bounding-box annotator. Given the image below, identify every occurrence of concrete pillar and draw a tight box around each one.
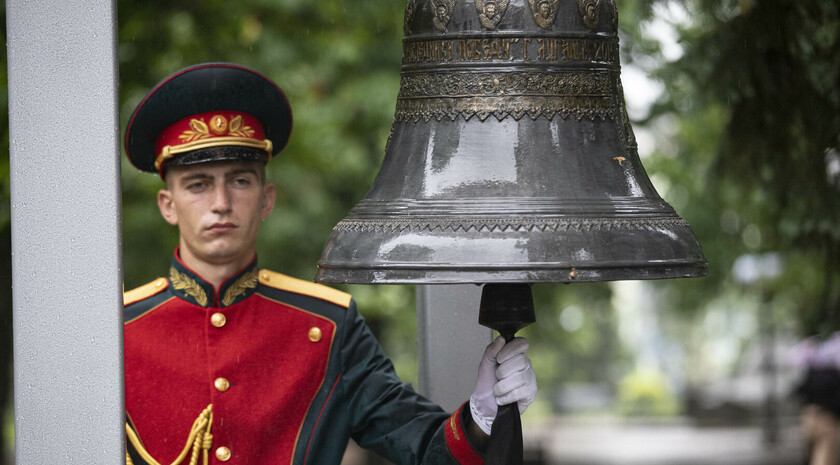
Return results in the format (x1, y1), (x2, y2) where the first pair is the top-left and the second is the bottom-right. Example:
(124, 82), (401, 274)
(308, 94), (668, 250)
(6, 1), (123, 463)
(416, 285), (492, 411)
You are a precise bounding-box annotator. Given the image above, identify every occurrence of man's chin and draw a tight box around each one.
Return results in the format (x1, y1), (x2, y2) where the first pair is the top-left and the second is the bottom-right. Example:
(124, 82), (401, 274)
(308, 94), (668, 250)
(198, 244), (253, 265)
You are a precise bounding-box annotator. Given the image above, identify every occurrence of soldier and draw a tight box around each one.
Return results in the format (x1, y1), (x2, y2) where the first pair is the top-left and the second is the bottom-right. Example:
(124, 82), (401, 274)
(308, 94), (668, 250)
(122, 63), (537, 465)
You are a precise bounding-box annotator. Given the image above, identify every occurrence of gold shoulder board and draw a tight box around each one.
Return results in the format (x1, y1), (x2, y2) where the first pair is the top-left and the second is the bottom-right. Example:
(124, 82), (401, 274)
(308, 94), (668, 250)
(124, 278), (169, 306)
(258, 269), (351, 308)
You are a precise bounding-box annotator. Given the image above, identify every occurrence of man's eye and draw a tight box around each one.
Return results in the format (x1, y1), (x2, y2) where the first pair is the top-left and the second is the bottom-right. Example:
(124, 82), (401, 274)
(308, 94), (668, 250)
(232, 177), (251, 186)
(186, 182), (207, 190)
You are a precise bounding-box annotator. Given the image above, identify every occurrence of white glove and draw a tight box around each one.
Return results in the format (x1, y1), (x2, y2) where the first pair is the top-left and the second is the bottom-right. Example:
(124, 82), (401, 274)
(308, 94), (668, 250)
(469, 336), (537, 435)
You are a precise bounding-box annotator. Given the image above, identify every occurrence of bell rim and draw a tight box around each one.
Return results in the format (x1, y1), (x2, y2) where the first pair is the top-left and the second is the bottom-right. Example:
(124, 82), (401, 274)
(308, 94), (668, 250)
(314, 262), (709, 285)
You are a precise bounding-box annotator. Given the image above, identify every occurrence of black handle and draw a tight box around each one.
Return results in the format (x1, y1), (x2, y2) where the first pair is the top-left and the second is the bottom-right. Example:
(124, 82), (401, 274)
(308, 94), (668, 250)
(484, 331), (522, 465)
(478, 284), (535, 465)
(484, 402), (523, 465)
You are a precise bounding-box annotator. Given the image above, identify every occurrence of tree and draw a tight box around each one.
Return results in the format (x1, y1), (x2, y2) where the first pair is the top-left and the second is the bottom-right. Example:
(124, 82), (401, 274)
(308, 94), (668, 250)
(640, 0), (840, 336)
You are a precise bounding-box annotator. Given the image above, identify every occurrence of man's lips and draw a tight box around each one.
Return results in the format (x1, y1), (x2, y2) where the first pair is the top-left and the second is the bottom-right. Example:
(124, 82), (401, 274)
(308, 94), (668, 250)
(206, 223), (237, 234)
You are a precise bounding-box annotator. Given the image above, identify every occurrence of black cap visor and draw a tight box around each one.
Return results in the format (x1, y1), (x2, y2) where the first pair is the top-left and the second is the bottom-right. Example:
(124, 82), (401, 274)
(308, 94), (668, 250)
(162, 146), (269, 173)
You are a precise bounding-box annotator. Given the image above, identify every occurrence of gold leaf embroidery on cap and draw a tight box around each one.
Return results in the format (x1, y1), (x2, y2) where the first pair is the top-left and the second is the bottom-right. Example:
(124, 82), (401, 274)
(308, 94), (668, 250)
(230, 115), (243, 132)
(228, 115), (256, 138)
(170, 268), (209, 307)
(179, 119), (213, 143)
(178, 115), (255, 143)
(221, 268), (258, 307)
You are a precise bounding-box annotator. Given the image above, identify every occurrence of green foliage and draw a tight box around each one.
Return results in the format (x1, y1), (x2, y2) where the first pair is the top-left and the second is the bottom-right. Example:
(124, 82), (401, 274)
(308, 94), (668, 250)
(525, 283), (628, 395)
(1, 404), (10, 458)
(617, 368), (680, 417)
(644, 0), (840, 337)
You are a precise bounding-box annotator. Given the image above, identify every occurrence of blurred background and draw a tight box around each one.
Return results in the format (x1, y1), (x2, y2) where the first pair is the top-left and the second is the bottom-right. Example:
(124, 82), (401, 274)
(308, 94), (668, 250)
(1, 0), (839, 463)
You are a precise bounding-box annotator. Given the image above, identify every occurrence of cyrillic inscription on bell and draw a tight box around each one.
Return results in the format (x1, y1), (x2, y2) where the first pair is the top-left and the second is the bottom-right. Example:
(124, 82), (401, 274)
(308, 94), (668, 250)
(317, 0), (707, 285)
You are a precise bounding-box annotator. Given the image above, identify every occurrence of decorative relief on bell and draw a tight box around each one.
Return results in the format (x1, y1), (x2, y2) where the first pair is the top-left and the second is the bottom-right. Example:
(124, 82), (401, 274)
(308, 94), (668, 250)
(398, 30), (620, 123)
(404, 0), (419, 35)
(528, 0), (561, 30)
(607, 0), (618, 31)
(395, 71), (616, 122)
(475, 0), (510, 30)
(431, 0), (457, 33)
(578, 0), (602, 31)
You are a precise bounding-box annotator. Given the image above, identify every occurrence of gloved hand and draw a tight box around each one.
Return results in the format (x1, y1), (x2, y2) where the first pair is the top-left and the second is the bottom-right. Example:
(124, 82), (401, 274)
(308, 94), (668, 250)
(469, 336), (537, 435)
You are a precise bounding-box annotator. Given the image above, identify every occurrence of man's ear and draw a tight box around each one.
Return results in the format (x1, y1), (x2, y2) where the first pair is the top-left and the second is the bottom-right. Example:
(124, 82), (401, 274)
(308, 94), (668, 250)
(261, 182), (277, 221)
(157, 189), (179, 225)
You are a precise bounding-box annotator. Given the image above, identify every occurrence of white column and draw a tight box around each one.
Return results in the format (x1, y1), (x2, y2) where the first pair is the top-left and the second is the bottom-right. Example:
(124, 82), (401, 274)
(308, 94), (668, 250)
(6, 1), (123, 464)
(417, 285), (492, 412)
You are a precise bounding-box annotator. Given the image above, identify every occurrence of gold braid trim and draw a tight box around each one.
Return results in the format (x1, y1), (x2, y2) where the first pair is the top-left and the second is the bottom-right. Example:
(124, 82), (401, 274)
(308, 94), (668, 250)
(126, 405), (213, 465)
(221, 268), (258, 307)
(155, 137), (273, 171)
(169, 268), (209, 307)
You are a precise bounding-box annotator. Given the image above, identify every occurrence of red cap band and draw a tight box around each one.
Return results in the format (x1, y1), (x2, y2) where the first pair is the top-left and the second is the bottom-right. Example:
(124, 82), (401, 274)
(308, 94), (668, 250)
(153, 112), (271, 171)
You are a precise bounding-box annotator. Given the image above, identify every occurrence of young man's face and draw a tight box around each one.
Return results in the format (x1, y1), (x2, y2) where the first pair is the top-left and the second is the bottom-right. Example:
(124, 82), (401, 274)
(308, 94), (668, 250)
(157, 160), (275, 270)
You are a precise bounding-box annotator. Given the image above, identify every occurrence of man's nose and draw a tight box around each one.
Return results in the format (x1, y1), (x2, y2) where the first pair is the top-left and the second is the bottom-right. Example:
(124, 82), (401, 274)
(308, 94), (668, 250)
(211, 185), (232, 213)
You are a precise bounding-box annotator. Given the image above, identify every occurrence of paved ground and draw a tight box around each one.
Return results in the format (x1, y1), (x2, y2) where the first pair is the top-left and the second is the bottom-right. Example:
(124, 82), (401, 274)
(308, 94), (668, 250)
(342, 415), (809, 465)
(524, 416), (807, 465)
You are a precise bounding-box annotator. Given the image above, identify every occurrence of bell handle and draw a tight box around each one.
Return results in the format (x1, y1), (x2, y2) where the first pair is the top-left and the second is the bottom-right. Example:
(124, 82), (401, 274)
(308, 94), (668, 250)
(483, 327), (524, 465)
(478, 284), (535, 465)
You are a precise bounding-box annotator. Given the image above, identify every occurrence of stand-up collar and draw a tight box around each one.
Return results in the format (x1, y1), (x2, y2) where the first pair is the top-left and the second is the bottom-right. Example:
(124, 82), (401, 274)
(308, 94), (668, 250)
(169, 250), (259, 308)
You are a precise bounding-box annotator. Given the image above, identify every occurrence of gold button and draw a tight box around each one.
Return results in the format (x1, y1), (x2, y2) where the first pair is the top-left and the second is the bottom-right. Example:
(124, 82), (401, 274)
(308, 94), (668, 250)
(260, 271), (270, 282)
(211, 312), (226, 328)
(215, 447), (231, 461)
(308, 327), (322, 343)
(214, 377), (230, 392)
(155, 278), (166, 288)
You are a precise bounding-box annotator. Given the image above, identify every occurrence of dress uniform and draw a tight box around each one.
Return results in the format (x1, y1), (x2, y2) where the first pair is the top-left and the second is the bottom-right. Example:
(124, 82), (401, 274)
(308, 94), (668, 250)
(122, 63), (486, 465)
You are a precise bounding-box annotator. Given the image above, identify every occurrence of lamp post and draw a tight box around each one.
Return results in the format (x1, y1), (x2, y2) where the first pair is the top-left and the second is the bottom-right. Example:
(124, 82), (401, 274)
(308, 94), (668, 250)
(732, 253), (782, 446)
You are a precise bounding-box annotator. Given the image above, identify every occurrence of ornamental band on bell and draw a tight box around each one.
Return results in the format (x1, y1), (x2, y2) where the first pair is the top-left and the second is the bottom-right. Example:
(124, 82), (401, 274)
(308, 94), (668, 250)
(395, 71), (616, 122)
(396, 31), (620, 122)
(333, 216), (692, 234)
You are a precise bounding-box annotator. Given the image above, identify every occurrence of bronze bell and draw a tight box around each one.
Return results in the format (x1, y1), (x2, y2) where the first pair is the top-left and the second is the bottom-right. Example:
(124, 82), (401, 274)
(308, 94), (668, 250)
(316, 0), (707, 285)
